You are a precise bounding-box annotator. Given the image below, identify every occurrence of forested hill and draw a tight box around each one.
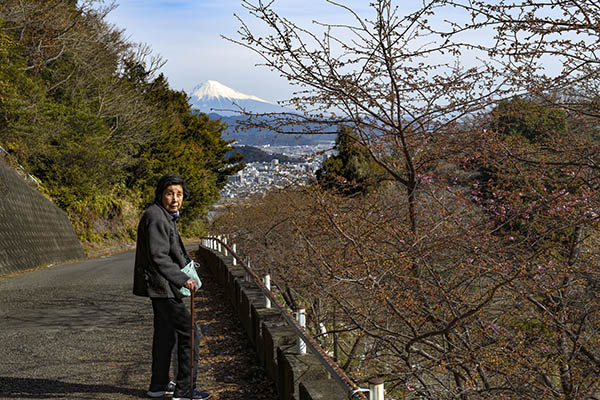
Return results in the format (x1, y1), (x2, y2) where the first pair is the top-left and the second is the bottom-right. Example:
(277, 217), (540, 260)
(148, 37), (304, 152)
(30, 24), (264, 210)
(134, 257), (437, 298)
(0, 1), (243, 245)
(226, 146), (302, 164)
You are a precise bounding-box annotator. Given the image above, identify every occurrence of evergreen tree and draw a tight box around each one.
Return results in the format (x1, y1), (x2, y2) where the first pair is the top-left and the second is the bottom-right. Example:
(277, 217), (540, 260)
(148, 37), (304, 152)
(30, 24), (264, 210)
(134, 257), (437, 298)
(317, 126), (385, 194)
(491, 97), (568, 143)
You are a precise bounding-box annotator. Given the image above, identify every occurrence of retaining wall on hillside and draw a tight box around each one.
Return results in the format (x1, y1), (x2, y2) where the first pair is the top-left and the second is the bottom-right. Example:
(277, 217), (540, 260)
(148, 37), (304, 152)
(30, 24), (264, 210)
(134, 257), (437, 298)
(0, 158), (84, 276)
(196, 245), (351, 400)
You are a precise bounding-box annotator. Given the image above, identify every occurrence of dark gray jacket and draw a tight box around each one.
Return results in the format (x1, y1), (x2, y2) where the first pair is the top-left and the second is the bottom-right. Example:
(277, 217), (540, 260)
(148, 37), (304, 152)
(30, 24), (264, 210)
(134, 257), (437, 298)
(133, 202), (189, 298)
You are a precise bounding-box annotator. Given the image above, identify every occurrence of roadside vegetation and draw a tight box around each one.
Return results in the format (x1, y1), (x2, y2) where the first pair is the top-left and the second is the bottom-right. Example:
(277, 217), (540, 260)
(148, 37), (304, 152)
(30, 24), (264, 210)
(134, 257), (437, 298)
(0, 0), (243, 248)
(212, 1), (600, 398)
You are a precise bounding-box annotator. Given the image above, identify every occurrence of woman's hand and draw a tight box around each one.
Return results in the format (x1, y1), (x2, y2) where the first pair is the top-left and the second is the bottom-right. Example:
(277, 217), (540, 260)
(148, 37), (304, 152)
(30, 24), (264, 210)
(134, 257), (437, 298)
(184, 278), (198, 292)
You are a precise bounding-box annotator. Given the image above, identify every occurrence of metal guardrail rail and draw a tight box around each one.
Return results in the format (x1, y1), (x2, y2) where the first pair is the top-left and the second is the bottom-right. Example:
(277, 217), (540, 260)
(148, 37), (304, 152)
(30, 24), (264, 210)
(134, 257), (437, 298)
(0, 145), (40, 188)
(202, 235), (383, 400)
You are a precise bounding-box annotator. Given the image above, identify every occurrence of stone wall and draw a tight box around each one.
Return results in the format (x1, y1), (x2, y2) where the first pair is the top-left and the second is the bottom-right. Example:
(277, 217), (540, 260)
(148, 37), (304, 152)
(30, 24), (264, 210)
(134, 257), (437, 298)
(196, 245), (351, 400)
(0, 158), (84, 276)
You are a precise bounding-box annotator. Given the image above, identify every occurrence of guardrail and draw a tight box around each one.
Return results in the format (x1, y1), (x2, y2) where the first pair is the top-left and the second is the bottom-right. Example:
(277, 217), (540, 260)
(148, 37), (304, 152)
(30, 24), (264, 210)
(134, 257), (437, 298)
(0, 145), (40, 188)
(201, 235), (385, 400)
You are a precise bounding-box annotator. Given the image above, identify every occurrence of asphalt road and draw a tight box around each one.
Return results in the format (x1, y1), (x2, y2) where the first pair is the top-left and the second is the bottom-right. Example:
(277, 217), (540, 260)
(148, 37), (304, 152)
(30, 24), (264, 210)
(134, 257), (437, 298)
(0, 248), (277, 400)
(0, 250), (154, 399)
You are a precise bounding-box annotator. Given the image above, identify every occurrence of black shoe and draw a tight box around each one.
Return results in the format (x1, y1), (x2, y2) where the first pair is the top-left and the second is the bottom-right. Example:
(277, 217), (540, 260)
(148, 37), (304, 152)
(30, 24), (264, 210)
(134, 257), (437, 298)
(147, 381), (176, 398)
(173, 388), (211, 400)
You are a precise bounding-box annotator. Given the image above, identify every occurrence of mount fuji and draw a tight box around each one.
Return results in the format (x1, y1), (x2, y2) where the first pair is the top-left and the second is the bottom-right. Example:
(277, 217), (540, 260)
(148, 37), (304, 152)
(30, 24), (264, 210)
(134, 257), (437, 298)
(188, 80), (288, 116)
(188, 80), (336, 146)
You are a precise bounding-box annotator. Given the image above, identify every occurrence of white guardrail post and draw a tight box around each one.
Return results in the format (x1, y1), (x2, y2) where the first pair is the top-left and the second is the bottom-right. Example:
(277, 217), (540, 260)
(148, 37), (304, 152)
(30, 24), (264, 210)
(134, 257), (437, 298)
(369, 378), (384, 400)
(223, 236), (228, 256)
(232, 243), (237, 265)
(245, 258), (250, 281)
(263, 274), (271, 308)
(297, 308), (307, 355)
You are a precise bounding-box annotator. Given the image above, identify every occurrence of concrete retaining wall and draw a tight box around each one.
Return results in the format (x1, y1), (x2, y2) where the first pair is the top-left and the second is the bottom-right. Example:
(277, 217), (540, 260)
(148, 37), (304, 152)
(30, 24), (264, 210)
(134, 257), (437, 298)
(196, 245), (349, 400)
(0, 158), (84, 276)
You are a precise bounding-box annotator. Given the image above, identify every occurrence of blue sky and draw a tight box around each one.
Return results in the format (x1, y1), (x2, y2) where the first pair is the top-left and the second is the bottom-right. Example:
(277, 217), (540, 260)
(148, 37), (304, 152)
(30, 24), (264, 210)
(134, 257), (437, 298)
(101, 0), (381, 103)
(100, 0), (587, 113)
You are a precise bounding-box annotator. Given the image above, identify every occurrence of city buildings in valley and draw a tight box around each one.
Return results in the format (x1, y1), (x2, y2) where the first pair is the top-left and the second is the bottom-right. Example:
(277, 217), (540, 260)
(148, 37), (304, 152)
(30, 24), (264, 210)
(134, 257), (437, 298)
(220, 143), (334, 198)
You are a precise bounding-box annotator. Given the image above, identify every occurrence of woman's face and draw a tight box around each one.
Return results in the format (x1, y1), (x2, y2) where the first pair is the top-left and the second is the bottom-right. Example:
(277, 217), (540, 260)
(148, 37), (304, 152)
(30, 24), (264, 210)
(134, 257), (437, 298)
(161, 184), (184, 212)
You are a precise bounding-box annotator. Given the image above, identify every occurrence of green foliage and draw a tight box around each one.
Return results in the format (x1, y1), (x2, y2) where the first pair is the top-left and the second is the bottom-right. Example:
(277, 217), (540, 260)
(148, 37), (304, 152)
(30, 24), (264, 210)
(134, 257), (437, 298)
(491, 97), (568, 143)
(0, 2), (242, 242)
(471, 97), (589, 259)
(0, 27), (44, 138)
(68, 193), (122, 242)
(477, 98), (570, 197)
(317, 126), (385, 194)
(23, 103), (118, 207)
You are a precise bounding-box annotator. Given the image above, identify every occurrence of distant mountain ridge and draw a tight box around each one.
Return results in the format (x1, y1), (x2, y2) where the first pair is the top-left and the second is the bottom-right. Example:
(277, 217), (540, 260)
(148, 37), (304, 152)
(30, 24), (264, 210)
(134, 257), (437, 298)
(211, 113), (338, 147)
(188, 80), (337, 146)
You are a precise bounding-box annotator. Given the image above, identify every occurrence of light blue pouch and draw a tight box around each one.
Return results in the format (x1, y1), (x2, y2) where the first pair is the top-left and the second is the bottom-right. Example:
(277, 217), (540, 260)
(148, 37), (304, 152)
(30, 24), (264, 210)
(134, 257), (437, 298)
(174, 259), (202, 298)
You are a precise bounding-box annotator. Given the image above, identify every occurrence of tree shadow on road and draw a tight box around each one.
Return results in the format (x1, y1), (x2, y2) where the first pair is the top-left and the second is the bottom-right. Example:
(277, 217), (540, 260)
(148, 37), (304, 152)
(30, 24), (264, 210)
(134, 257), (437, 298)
(0, 376), (146, 399)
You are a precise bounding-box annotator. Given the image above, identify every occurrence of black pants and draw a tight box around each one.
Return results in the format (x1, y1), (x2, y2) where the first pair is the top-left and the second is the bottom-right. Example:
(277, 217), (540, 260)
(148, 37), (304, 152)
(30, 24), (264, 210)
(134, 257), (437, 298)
(150, 297), (200, 396)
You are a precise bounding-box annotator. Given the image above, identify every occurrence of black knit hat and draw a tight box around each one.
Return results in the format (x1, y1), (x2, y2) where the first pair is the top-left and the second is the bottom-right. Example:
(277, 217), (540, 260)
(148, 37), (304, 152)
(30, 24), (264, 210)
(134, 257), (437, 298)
(154, 173), (189, 203)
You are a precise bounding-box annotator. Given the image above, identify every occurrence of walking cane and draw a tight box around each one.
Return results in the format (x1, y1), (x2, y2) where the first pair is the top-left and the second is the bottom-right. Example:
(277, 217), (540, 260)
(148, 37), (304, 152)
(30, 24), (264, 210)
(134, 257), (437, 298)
(190, 288), (195, 400)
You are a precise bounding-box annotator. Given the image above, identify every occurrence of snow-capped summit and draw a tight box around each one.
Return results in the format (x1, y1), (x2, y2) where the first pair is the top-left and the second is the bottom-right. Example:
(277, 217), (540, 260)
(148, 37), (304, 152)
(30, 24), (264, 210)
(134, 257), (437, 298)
(191, 80), (270, 103)
(188, 80), (287, 116)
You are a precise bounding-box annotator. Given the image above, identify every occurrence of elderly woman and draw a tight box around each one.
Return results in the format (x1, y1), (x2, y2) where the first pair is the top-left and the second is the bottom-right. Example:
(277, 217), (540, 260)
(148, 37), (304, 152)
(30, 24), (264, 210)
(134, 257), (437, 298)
(133, 173), (211, 400)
